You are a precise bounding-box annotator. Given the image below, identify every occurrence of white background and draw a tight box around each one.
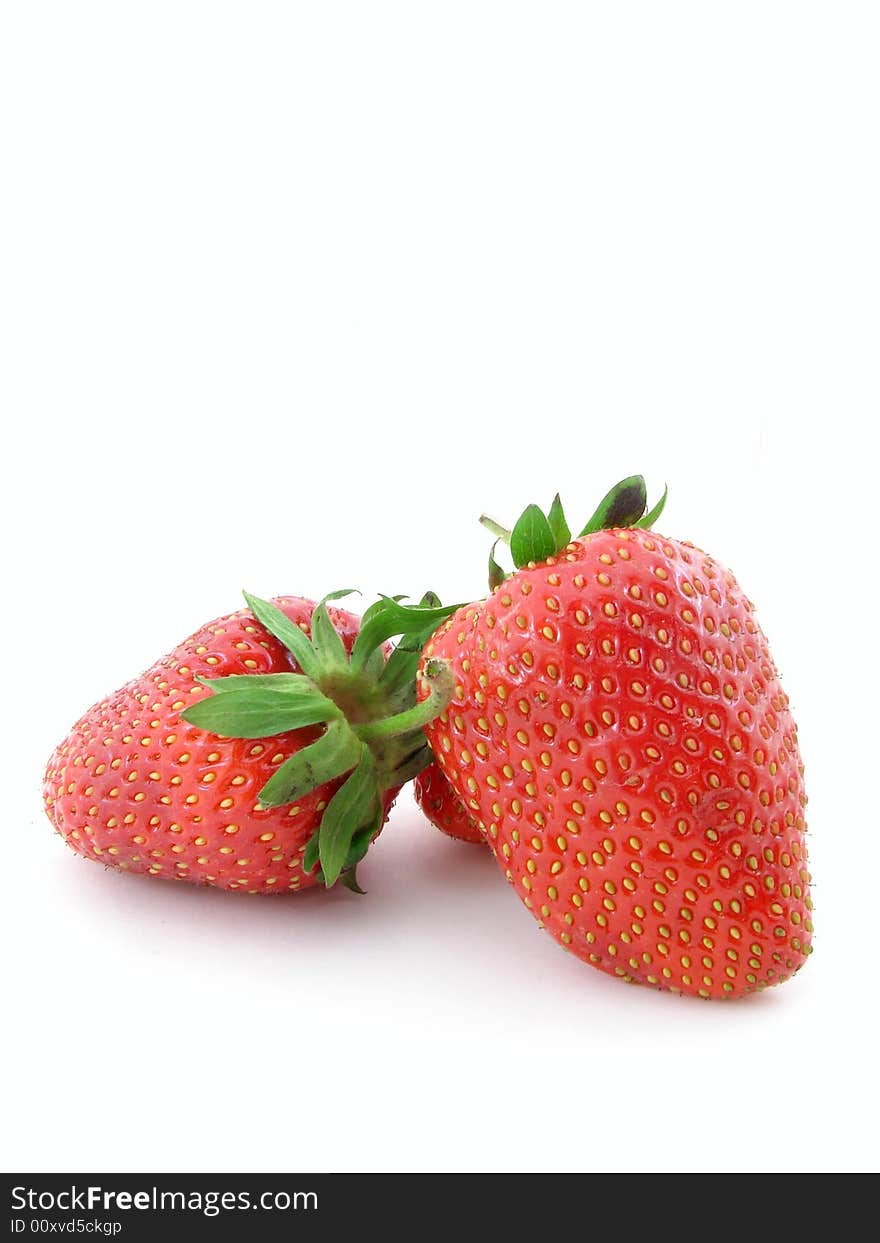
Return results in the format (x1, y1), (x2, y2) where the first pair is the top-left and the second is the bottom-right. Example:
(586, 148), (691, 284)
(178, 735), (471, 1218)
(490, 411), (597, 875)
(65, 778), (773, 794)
(2, 3), (878, 1174)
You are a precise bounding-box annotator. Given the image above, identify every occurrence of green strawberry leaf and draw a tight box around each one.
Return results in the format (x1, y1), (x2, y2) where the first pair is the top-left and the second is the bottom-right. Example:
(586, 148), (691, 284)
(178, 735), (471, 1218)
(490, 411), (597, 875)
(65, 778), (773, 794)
(363, 644), (387, 678)
(336, 807), (384, 893)
(339, 868), (367, 895)
(377, 644), (422, 699)
(636, 484), (668, 530)
(257, 719), (362, 807)
(547, 493), (571, 550)
(359, 594), (407, 628)
(302, 830), (321, 875)
(346, 811), (383, 868)
(181, 683), (338, 738)
(390, 592), (446, 654)
(377, 592), (453, 699)
(488, 539), (507, 590)
(509, 504), (557, 568)
(391, 741), (436, 785)
(380, 643), (448, 711)
(578, 475), (648, 536)
(321, 588), (359, 604)
(350, 597), (462, 672)
(311, 598), (350, 674)
(243, 592), (320, 680)
(318, 747), (381, 887)
(193, 672), (316, 694)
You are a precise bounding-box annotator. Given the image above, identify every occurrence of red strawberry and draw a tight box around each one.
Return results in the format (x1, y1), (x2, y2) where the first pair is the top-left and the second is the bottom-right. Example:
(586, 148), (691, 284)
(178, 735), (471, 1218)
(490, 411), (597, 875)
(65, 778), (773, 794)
(44, 592), (456, 894)
(414, 762), (484, 845)
(419, 480), (812, 998)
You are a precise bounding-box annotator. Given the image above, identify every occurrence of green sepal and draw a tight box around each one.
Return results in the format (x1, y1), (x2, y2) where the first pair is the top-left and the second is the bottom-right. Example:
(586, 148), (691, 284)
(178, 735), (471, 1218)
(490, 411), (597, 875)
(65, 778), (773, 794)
(510, 503), (557, 568)
(192, 672), (315, 694)
(339, 799), (384, 893)
(181, 681), (339, 739)
(362, 644), (387, 678)
(361, 586), (445, 682)
(310, 597), (350, 675)
(337, 810), (383, 893)
(302, 830), (321, 875)
(389, 591), (444, 645)
(390, 742), (436, 786)
(346, 813), (382, 868)
(321, 588), (359, 604)
(243, 591), (320, 680)
(359, 594), (407, 628)
(318, 747), (381, 888)
(488, 539), (507, 590)
(256, 719), (362, 808)
(547, 493), (571, 549)
(377, 591), (453, 702)
(578, 475), (648, 536)
(339, 867), (367, 895)
(350, 596), (461, 672)
(636, 484), (668, 529)
(376, 644), (421, 701)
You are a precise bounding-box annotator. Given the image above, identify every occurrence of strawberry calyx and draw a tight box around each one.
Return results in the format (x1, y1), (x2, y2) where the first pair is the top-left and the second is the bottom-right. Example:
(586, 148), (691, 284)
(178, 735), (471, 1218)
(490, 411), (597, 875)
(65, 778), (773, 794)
(481, 475), (668, 589)
(181, 590), (460, 891)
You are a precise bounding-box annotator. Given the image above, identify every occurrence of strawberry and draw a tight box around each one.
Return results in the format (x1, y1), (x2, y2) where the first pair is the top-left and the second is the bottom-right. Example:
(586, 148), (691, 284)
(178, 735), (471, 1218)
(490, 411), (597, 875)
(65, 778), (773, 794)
(419, 479), (812, 998)
(414, 762), (484, 845)
(44, 592), (457, 894)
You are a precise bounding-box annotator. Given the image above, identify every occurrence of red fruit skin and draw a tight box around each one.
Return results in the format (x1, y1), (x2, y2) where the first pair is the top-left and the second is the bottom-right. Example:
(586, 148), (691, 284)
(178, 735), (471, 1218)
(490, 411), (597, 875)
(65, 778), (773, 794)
(421, 529), (812, 999)
(44, 598), (398, 895)
(414, 762), (485, 845)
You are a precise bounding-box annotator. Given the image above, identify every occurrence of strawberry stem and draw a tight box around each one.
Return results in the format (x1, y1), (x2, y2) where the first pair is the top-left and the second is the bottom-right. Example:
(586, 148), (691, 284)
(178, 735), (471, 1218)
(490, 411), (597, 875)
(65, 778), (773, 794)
(479, 514), (512, 542)
(354, 660), (453, 742)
